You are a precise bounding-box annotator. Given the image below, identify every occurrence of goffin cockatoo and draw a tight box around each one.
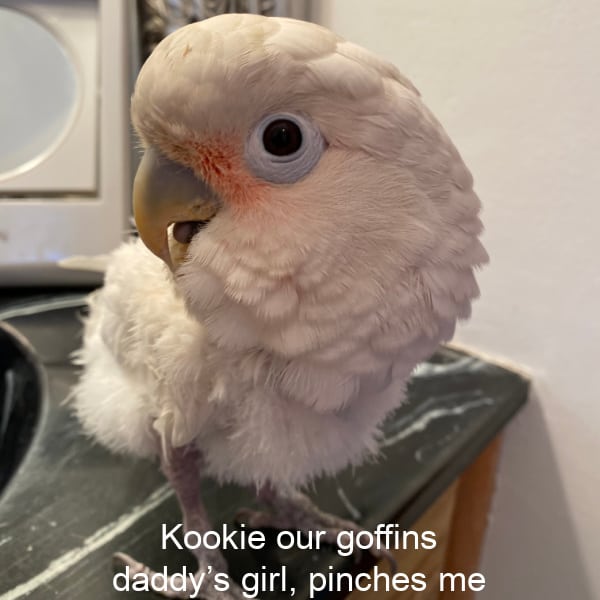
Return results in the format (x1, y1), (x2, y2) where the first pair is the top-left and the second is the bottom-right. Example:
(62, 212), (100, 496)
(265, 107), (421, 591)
(74, 12), (487, 598)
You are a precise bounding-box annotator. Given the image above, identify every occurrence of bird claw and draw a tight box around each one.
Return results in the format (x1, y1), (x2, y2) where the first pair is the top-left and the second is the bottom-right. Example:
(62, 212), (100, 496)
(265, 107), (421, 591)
(236, 490), (398, 573)
(113, 551), (151, 575)
(235, 507), (288, 530)
(113, 552), (190, 598)
(112, 551), (248, 599)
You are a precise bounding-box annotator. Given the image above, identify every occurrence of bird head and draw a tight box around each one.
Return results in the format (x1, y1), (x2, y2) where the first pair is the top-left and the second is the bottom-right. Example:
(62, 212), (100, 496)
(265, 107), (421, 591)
(131, 14), (487, 361)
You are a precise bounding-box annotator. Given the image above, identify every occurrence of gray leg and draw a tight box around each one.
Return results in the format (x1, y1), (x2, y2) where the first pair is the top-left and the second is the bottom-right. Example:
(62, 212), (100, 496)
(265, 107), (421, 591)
(114, 445), (246, 599)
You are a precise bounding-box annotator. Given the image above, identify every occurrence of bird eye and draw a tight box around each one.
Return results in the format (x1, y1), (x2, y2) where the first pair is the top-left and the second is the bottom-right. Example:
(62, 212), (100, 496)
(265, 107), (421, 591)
(245, 113), (326, 184)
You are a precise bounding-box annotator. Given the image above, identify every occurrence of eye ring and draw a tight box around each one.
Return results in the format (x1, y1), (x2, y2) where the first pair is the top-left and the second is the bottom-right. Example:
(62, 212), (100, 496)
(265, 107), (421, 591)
(245, 112), (326, 184)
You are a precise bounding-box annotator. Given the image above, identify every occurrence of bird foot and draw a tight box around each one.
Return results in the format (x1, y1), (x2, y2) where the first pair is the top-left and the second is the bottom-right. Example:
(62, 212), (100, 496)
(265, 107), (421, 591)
(113, 552), (247, 599)
(236, 487), (397, 572)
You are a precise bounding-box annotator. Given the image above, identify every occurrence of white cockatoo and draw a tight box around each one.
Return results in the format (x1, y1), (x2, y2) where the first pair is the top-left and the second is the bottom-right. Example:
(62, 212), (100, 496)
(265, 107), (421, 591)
(74, 13), (487, 598)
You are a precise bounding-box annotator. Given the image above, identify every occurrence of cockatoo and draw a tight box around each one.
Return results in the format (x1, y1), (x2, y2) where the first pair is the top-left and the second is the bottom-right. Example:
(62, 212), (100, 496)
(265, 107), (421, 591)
(74, 13), (486, 599)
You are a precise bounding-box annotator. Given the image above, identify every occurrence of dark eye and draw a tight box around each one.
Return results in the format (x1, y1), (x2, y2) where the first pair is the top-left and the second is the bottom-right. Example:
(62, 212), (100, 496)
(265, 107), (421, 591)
(245, 112), (326, 184)
(262, 119), (303, 156)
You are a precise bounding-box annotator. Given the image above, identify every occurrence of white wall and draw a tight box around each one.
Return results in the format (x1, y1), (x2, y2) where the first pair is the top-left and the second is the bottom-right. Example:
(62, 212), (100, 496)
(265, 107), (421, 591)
(314, 1), (600, 598)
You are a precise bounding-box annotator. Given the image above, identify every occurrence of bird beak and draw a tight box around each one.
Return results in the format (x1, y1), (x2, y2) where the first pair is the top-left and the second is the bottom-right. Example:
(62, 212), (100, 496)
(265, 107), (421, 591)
(133, 147), (220, 270)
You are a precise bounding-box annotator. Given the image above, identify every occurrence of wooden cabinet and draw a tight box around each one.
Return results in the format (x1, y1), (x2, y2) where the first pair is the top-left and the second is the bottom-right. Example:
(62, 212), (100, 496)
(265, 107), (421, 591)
(348, 436), (502, 599)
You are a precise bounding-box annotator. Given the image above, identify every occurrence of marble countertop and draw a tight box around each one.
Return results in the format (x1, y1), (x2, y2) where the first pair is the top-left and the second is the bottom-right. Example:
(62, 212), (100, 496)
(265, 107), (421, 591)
(0, 292), (528, 599)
